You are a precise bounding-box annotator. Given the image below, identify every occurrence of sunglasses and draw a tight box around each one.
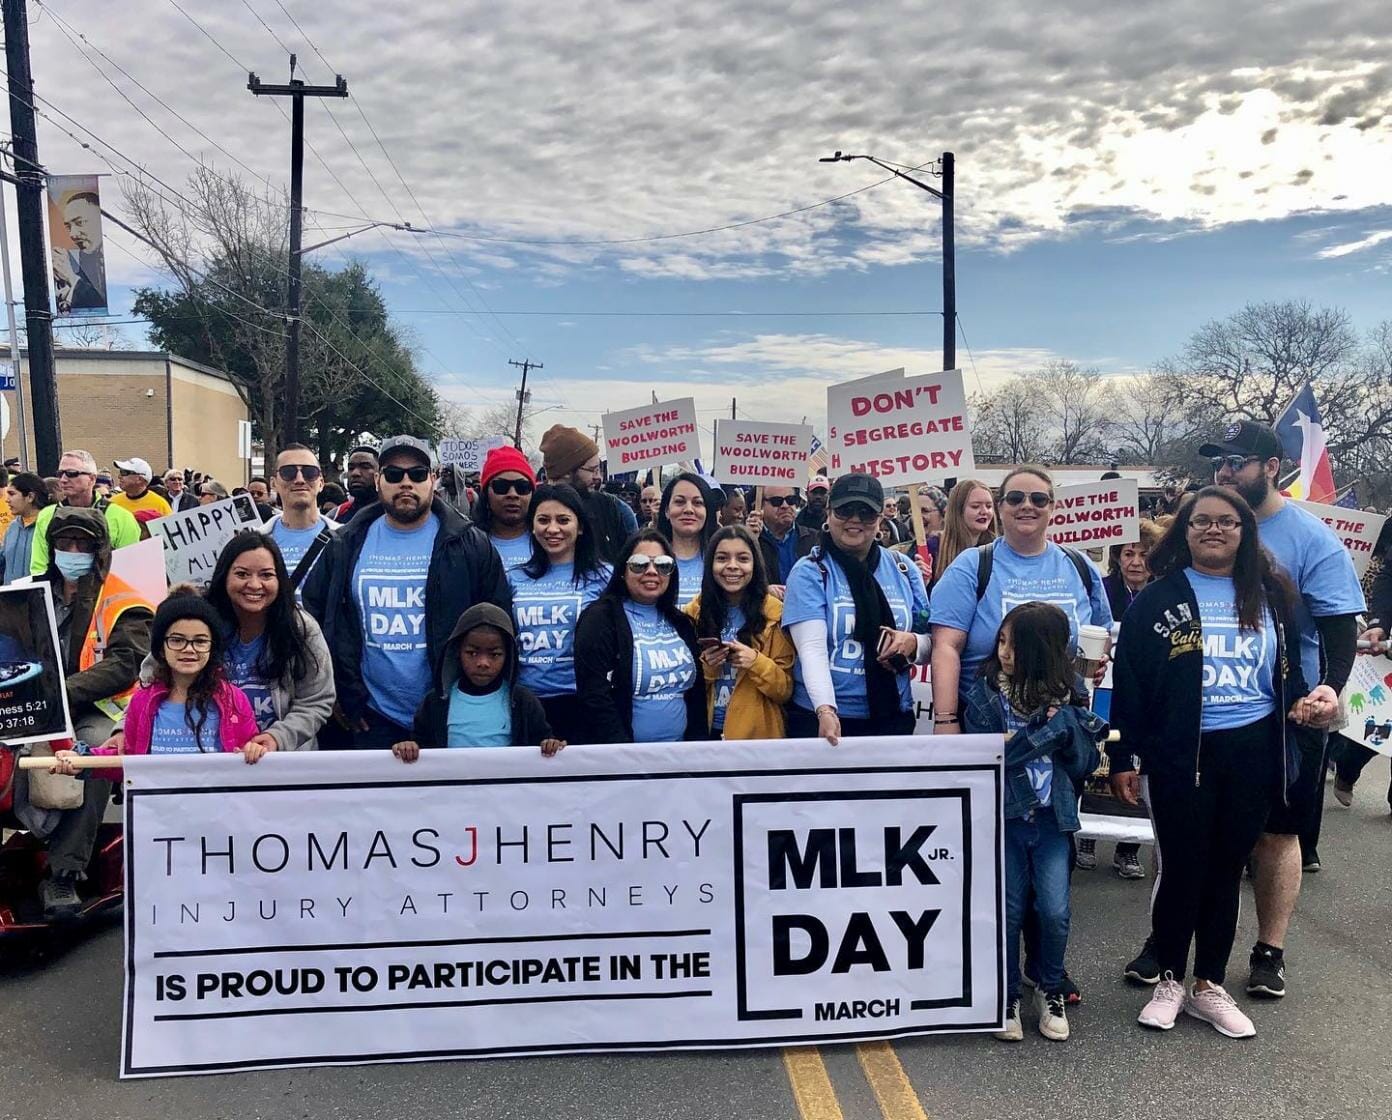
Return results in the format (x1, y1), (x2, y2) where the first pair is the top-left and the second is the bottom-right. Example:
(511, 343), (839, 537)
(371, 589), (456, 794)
(382, 465), (431, 484)
(763, 495), (803, 509)
(1002, 490), (1052, 509)
(489, 477), (534, 497)
(1211, 454), (1261, 474)
(58, 469), (92, 480)
(276, 464), (323, 482)
(831, 502), (880, 523)
(625, 554), (676, 576)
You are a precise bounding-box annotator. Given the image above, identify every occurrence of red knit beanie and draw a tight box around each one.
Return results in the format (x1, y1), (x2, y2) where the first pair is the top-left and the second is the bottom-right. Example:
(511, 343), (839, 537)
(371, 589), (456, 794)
(480, 445), (537, 489)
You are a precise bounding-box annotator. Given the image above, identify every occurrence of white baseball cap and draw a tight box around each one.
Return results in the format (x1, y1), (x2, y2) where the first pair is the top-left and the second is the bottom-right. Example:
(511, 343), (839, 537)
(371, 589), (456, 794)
(114, 457), (153, 481)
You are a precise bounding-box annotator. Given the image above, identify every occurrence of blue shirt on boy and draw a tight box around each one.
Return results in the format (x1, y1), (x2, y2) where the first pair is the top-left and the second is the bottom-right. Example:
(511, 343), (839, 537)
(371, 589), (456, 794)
(151, 701), (221, 754)
(624, 601), (696, 742)
(446, 686), (512, 747)
(507, 562), (610, 697)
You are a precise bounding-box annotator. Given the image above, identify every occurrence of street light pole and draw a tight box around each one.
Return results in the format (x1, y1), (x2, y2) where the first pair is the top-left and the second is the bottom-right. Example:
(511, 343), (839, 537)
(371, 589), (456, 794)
(819, 150), (955, 371)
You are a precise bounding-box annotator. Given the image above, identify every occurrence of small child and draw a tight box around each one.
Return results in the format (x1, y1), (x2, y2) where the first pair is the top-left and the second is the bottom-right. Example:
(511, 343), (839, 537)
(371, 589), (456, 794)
(962, 601), (1105, 1044)
(392, 603), (565, 760)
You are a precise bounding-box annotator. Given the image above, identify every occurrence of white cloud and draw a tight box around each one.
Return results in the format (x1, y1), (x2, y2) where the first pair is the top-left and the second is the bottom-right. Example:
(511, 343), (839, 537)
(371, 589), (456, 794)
(1314, 229), (1392, 258)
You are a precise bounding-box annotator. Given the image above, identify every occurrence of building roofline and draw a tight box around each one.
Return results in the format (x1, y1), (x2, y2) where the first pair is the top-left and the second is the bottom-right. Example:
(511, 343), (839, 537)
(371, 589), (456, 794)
(0, 346), (237, 383)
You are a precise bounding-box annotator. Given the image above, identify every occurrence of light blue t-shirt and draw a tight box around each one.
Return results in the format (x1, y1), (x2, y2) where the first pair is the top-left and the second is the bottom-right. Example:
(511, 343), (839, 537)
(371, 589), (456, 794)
(782, 547), (931, 719)
(490, 532), (534, 573)
(151, 700), (221, 754)
(1185, 568), (1278, 732)
(624, 601), (697, 742)
(711, 605), (745, 734)
(507, 561), (611, 697)
(675, 554), (704, 609)
(271, 516), (332, 595)
(998, 694), (1052, 807)
(446, 685), (512, 747)
(1257, 502), (1365, 688)
(354, 514), (440, 727)
(930, 540), (1113, 696)
(225, 633), (275, 731)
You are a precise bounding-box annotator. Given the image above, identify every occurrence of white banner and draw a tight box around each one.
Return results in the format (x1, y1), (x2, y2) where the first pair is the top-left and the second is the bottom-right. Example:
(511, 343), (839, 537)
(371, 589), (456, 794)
(120, 739), (1005, 1077)
(149, 494), (264, 586)
(602, 399), (701, 473)
(1341, 654), (1392, 757)
(710, 419), (813, 486)
(825, 370), (974, 484)
(439, 436), (507, 473)
(1293, 500), (1387, 579)
(1049, 479), (1141, 547)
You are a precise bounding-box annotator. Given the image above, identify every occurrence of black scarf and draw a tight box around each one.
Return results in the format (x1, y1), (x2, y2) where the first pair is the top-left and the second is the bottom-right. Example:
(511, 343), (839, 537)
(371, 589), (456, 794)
(820, 532), (902, 718)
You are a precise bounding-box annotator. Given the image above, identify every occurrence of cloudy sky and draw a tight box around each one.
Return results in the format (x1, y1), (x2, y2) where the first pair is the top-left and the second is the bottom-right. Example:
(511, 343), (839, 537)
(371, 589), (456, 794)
(15, 0), (1392, 448)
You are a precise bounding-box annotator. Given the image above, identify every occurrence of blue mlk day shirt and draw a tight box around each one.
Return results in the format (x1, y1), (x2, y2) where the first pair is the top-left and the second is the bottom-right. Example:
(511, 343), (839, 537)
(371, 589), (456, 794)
(151, 700), (221, 754)
(624, 601), (697, 742)
(675, 554), (704, 609)
(711, 605), (746, 734)
(998, 692), (1053, 808)
(354, 514), (440, 727)
(446, 685), (512, 747)
(270, 516), (332, 596)
(1257, 502), (1365, 688)
(507, 561), (610, 697)
(224, 633), (275, 731)
(930, 540), (1112, 696)
(1185, 569), (1278, 732)
(490, 532), (534, 573)
(782, 547), (930, 720)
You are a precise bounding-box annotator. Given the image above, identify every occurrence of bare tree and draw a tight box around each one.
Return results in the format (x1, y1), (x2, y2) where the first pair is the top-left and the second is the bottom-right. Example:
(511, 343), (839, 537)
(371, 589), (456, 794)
(53, 322), (134, 350)
(1032, 360), (1113, 464)
(970, 380), (1050, 463)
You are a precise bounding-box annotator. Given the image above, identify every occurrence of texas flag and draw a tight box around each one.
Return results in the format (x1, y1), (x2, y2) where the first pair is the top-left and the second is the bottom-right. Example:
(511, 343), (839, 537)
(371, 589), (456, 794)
(1274, 383), (1337, 503)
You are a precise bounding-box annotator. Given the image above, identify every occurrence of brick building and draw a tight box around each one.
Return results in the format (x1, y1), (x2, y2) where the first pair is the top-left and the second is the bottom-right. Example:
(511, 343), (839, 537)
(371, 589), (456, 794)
(0, 348), (250, 484)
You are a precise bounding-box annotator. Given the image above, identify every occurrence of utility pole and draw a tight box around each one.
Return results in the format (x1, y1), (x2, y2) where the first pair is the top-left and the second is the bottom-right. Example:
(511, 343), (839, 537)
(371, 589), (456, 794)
(0, 169), (30, 466)
(731, 397), (737, 420)
(941, 152), (955, 371)
(508, 358), (541, 448)
(249, 55), (348, 445)
(4, 0), (59, 471)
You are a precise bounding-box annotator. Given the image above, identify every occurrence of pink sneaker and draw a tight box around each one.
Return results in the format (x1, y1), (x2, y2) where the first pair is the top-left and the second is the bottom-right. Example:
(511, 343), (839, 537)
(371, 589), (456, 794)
(1185, 983), (1256, 1038)
(1138, 973), (1185, 1030)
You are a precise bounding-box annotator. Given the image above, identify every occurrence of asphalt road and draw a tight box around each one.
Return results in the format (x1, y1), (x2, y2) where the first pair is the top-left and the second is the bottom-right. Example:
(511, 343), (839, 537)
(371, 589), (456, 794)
(4, 759), (1391, 1120)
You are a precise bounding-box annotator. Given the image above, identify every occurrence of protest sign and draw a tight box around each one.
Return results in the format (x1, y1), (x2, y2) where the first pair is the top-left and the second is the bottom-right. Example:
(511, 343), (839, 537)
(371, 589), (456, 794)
(825, 369), (974, 484)
(120, 738), (1005, 1077)
(150, 494), (263, 586)
(1294, 501), (1387, 579)
(439, 436), (507, 473)
(1340, 654), (1392, 757)
(0, 582), (72, 744)
(1048, 479), (1141, 547)
(602, 399), (701, 473)
(710, 420), (813, 486)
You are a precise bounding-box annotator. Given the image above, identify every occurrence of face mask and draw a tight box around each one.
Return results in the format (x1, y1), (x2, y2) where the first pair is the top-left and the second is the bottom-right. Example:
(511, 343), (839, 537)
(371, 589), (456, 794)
(55, 551), (95, 581)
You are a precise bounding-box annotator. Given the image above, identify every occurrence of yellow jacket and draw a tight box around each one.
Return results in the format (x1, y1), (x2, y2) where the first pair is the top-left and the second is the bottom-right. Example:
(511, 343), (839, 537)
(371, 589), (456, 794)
(684, 592), (795, 740)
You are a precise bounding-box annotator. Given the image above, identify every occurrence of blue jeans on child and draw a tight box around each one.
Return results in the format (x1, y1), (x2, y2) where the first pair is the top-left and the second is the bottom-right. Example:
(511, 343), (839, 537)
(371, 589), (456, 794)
(1005, 809), (1072, 1003)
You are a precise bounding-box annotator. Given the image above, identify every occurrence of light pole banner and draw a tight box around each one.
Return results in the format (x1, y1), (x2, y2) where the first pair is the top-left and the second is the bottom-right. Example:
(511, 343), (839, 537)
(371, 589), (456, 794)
(710, 419), (813, 486)
(602, 398), (700, 473)
(120, 738), (1004, 1078)
(47, 174), (108, 317)
(825, 369), (975, 484)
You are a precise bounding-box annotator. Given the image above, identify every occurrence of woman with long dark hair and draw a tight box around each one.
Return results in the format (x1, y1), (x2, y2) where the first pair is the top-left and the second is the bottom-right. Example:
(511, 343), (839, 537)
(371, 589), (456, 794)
(656, 472), (716, 608)
(684, 525), (794, 739)
(507, 483), (611, 741)
(573, 528), (706, 743)
(1108, 487), (1332, 1039)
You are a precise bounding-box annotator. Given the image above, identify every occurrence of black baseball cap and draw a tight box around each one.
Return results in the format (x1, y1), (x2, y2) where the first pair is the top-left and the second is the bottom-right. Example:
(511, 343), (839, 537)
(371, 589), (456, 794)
(828, 473), (884, 510)
(1198, 420), (1282, 462)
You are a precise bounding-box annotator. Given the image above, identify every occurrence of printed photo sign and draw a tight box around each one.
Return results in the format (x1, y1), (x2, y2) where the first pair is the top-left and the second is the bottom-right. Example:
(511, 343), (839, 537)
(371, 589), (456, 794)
(602, 399), (701, 473)
(0, 582), (74, 744)
(1341, 653), (1392, 757)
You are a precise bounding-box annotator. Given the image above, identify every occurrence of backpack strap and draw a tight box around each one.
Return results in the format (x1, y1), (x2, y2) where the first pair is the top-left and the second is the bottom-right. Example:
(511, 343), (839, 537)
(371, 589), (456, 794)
(974, 540), (996, 601)
(291, 524), (335, 591)
(1057, 545), (1096, 596)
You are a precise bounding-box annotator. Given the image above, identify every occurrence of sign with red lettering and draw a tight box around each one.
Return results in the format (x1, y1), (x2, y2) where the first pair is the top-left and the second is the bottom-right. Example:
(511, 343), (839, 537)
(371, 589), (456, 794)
(1294, 500), (1387, 579)
(1048, 479), (1140, 547)
(825, 369), (975, 484)
(710, 419), (813, 486)
(602, 398), (701, 473)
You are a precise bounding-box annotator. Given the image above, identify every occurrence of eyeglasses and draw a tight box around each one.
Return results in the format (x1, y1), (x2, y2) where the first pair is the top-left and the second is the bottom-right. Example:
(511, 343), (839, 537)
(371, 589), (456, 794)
(1211, 454), (1261, 474)
(58, 469), (92, 480)
(1002, 490), (1052, 509)
(763, 495), (803, 509)
(625, 554), (676, 575)
(489, 477), (534, 497)
(382, 465), (431, 484)
(276, 464), (323, 482)
(164, 634), (213, 652)
(1189, 515), (1242, 532)
(831, 503), (880, 523)
(573, 462), (602, 477)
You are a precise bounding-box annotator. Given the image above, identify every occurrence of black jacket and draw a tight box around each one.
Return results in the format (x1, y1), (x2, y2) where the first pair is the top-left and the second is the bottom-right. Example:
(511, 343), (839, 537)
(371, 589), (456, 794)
(584, 490), (634, 565)
(1107, 569), (1307, 801)
(573, 594), (709, 744)
(410, 602), (553, 747)
(758, 525), (816, 584)
(302, 498), (512, 721)
(1103, 571), (1146, 621)
(1370, 558), (1392, 630)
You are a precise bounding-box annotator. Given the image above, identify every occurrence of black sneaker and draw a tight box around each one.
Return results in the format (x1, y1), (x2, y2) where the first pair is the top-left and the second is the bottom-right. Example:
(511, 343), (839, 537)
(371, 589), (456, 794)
(1022, 969), (1081, 1004)
(1246, 946), (1286, 998)
(1125, 935), (1162, 985)
(40, 874), (82, 922)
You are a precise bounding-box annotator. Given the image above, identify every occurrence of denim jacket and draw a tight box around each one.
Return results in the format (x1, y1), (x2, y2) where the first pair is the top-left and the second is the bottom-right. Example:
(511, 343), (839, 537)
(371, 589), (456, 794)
(962, 674), (1107, 832)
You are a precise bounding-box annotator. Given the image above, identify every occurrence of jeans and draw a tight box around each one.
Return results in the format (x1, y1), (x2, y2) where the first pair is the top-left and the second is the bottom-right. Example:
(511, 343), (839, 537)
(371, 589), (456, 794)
(1005, 809), (1072, 1003)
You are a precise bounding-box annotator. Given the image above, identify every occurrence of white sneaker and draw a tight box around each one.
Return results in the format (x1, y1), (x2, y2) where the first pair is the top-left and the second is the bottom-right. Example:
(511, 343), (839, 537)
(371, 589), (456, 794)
(994, 999), (1023, 1042)
(1138, 972), (1185, 1030)
(1185, 983), (1256, 1038)
(1035, 989), (1069, 1040)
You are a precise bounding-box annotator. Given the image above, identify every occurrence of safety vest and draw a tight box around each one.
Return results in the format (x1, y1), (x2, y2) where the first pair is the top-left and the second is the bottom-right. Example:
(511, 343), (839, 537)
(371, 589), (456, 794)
(78, 571), (155, 721)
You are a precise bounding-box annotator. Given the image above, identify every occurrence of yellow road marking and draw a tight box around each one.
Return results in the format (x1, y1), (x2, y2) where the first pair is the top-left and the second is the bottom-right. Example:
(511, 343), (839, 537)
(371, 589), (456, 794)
(856, 1040), (930, 1120)
(782, 1046), (844, 1120)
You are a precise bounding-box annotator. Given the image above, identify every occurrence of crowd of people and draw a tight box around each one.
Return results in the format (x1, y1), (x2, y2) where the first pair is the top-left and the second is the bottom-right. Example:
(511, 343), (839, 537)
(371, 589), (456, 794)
(4, 416), (1382, 1050)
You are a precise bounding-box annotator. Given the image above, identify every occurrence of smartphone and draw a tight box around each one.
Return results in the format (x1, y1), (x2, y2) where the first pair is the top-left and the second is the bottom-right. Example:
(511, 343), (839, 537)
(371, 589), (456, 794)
(698, 637), (725, 652)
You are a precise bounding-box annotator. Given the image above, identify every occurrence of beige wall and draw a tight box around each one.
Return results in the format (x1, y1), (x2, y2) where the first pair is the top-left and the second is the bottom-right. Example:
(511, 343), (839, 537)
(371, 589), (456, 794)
(169, 359), (248, 487)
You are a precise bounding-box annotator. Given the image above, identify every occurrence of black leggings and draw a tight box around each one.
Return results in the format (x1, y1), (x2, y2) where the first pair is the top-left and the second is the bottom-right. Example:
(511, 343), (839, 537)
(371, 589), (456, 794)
(540, 694), (584, 743)
(1148, 715), (1277, 984)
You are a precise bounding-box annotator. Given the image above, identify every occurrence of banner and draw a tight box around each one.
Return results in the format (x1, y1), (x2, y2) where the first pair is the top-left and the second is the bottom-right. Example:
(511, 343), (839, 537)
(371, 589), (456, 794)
(826, 369), (974, 484)
(438, 436), (507, 474)
(0, 582), (73, 744)
(120, 739), (1005, 1077)
(1341, 654), (1392, 757)
(1293, 500), (1387, 579)
(47, 174), (108, 317)
(150, 494), (263, 586)
(1049, 479), (1141, 547)
(709, 420), (813, 486)
(603, 399), (701, 473)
